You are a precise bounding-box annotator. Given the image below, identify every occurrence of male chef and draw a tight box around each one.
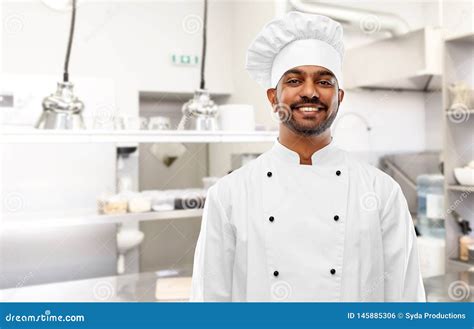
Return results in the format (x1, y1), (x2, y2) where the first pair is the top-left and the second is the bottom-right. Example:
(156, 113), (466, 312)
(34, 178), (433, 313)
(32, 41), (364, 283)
(191, 11), (426, 302)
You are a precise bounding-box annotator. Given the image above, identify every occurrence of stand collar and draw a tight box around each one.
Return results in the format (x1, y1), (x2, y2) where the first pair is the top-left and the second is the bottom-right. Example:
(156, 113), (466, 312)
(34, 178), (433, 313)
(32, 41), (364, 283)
(271, 137), (339, 166)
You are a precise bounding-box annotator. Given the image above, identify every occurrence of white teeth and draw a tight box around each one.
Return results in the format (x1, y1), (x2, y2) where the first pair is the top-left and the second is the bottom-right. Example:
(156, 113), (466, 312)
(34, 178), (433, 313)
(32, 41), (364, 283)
(298, 107), (322, 112)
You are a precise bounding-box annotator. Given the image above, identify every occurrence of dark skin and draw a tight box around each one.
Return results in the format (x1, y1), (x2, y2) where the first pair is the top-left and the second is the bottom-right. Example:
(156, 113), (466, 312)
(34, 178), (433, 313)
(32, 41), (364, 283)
(267, 65), (345, 165)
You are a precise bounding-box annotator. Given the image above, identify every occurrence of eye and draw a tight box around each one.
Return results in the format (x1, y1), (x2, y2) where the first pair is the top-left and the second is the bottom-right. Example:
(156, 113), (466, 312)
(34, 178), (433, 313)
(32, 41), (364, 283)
(286, 78), (301, 85)
(318, 80), (333, 86)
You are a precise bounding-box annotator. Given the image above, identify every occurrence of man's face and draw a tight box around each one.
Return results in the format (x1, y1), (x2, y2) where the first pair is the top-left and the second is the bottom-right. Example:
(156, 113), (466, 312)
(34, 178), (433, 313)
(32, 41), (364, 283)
(267, 65), (344, 136)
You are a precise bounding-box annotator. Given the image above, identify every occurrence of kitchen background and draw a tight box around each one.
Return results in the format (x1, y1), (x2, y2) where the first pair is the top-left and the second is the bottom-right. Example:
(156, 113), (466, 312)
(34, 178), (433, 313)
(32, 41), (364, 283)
(0, 0), (473, 301)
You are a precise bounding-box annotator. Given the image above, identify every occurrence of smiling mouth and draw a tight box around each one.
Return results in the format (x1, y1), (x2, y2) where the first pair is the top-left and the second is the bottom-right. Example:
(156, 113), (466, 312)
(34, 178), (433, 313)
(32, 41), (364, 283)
(293, 105), (327, 112)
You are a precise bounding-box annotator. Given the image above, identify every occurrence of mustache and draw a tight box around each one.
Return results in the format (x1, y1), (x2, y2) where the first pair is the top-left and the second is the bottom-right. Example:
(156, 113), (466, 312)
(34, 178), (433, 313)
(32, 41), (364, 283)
(290, 99), (327, 110)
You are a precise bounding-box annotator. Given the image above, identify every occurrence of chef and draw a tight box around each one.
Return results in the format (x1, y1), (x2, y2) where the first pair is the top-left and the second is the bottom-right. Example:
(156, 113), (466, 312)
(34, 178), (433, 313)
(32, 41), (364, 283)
(191, 11), (426, 302)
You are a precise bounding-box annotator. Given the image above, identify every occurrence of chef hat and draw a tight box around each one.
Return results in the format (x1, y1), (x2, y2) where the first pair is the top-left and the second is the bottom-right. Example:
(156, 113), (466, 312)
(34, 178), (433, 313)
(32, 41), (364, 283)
(246, 11), (344, 89)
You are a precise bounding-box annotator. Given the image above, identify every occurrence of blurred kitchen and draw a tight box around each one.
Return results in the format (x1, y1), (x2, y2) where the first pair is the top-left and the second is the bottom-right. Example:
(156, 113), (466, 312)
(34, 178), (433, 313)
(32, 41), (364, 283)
(0, 0), (473, 302)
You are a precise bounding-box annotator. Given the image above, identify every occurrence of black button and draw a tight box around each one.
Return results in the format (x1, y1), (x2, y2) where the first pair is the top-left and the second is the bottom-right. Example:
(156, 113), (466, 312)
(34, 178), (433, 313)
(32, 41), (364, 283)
(267, 171), (272, 177)
(333, 215), (339, 221)
(336, 170), (341, 176)
(330, 269), (336, 275)
(269, 216), (275, 222)
(273, 271), (279, 277)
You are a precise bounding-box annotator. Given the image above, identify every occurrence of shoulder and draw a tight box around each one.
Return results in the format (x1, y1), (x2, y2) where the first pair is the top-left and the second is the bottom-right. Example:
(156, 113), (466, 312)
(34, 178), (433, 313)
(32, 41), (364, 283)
(342, 150), (403, 209)
(343, 150), (398, 185)
(208, 151), (268, 203)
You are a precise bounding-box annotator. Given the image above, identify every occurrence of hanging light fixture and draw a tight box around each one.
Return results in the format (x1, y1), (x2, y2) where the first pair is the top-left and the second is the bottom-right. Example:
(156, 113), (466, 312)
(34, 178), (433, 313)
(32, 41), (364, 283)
(178, 0), (218, 131)
(36, 0), (85, 130)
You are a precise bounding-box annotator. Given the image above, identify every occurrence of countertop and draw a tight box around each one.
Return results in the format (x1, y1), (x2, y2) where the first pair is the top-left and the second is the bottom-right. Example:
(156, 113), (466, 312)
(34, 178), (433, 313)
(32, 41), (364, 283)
(1, 270), (472, 302)
(0, 269), (193, 302)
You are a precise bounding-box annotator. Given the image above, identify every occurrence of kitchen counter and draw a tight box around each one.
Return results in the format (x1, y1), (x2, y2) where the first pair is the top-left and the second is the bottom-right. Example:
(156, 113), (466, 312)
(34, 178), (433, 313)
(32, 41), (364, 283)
(1, 270), (472, 302)
(423, 271), (473, 302)
(0, 269), (193, 302)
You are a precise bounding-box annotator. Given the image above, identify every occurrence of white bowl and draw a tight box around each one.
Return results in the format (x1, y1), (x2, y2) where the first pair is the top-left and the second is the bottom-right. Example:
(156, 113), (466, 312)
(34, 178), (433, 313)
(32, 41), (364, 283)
(454, 167), (474, 186)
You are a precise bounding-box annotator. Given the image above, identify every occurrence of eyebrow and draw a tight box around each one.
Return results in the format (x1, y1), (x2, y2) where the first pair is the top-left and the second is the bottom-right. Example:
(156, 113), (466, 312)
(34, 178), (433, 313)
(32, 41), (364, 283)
(283, 69), (335, 79)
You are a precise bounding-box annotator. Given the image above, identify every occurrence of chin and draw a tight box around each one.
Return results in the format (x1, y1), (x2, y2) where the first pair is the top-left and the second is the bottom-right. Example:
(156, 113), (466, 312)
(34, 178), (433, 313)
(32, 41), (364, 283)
(287, 124), (326, 136)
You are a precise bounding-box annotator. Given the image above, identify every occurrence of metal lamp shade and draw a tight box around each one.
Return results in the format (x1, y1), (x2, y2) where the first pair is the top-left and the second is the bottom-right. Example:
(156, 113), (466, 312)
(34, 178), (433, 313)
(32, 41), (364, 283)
(36, 81), (85, 130)
(178, 89), (218, 131)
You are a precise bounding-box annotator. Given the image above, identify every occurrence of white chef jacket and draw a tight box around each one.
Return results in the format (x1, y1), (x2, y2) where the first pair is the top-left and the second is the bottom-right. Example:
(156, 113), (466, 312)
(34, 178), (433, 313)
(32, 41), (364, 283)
(191, 140), (426, 302)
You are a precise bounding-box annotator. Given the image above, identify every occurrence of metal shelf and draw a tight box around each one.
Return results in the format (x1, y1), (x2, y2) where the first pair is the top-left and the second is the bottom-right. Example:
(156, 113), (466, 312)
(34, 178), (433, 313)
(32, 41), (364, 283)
(1, 208), (203, 230)
(445, 31), (474, 44)
(447, 185), (474, 192)
(0, 129), (278, 144)
(447, 258), (474, 271)
(443, 33), (474, 273)
(445, 109), (474, 122)
(445, 109), (474, 116)
(344, 27), (443, 91)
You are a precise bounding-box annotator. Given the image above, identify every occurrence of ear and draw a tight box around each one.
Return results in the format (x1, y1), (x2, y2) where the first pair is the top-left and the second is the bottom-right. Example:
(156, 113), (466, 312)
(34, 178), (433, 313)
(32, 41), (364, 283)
(267, 88), (277, 110)
(338, 88), (345, 104)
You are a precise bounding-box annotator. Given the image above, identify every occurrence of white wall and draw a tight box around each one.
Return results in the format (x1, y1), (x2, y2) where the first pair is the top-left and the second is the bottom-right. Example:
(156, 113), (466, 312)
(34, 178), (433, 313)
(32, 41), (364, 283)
(424, 91), (444, 151)
(441, 0), (474, 38)
(1, 0), (235, 117)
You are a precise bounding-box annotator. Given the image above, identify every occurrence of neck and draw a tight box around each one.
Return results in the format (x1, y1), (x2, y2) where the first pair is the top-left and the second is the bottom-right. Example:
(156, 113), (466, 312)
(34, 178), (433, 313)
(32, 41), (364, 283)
(278, 125), (332, 165)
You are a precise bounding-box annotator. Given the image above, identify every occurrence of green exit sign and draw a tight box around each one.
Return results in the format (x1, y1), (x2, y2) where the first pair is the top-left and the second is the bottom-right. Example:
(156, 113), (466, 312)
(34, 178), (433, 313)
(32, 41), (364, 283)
(171, 54), (199, 66)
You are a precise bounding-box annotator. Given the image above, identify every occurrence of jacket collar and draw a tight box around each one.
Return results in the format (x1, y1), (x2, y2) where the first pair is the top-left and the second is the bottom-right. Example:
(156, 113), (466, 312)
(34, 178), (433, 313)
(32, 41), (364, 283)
(271, 137), (342, 167)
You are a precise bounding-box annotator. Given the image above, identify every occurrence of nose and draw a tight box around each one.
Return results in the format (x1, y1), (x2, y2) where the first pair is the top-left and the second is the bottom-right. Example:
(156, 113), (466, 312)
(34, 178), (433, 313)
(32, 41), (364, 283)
(299, 80), (320, 100)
